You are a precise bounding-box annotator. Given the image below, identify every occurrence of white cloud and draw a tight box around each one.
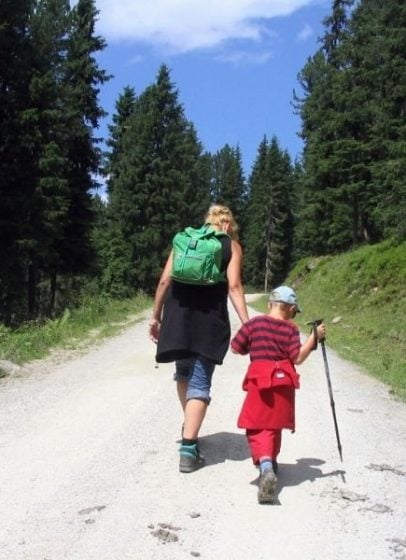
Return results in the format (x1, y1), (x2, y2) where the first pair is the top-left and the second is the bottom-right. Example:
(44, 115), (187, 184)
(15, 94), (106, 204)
(297, 23), (313, 41)
(95, 0), (316, 53)
(125, 54), (145, 66)
(216, 50), (273, 66)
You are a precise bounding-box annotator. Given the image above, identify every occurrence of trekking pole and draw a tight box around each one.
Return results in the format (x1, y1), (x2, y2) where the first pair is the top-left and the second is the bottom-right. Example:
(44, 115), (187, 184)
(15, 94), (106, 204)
(307, 319), (343, 462)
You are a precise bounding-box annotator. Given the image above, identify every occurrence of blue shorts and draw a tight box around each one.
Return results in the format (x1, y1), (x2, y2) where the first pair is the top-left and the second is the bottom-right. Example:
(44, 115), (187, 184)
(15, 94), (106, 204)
(173, 357), (216, 403)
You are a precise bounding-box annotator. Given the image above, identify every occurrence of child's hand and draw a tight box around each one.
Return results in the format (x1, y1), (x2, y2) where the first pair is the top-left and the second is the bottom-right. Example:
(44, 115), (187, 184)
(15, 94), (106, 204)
(316, 323), (326, 341)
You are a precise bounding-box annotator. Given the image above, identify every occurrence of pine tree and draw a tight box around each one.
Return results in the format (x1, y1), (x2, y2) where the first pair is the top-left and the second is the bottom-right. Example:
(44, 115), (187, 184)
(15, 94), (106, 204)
(0, 0), (109, 322)
(295, 0), (405, 252)
(210, 144), (247, 227)
(60, 0), (110, 278)
(93, 86), (138, 296)
(107, 65), (210, 294)
(243, 138), (268, 288)
(322, 0), (354, 63)
(295, 0), (361, 254)
(0, 0), (35, 321)
(294, 51), (333, 255)
(90, 194), (134, 297)
(264, 138), (295, 288)
(104, 85), (137, 196)
(27, 0), (72, 315)
(347, 0), (406, 240)
(244, 137), (294, 290)
(0, 0), (73, 319)
(291, 159), (306, 261)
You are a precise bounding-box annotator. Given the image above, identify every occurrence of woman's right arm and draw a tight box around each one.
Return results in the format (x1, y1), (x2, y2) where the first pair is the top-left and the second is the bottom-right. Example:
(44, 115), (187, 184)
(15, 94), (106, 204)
(227, 240), (249, 324)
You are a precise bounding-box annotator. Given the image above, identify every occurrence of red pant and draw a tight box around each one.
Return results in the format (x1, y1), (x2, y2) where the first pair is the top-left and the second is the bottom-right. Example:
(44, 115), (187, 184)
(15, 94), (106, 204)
(246, 428), (282, 464)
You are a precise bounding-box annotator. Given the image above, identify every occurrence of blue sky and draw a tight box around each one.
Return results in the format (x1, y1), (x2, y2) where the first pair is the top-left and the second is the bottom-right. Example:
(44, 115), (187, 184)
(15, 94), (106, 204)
(94, 0), (331, 177)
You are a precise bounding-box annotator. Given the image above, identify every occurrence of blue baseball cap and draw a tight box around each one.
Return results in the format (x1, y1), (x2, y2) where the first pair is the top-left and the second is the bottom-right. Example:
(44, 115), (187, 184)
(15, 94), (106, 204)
(269, 286), (302, 312)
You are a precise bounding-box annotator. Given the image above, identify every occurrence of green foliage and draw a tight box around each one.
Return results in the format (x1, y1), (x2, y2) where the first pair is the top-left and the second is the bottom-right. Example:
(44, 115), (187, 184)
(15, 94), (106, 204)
(104, 85), (137, 193)
(0, 0), (37, 322)
(244, 136), (294, 290)
(251, 239), (406, 401)
(209, 144), (247, 229)
(293, 240), (406, 400)
(59, 0), (110, 276)
(295, 0), (406, 257)
(0, 293), (151, 364)
(0, 0), (109, 324)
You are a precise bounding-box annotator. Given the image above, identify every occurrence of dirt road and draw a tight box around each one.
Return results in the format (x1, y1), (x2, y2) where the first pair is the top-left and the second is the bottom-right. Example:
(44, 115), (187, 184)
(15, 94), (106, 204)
(0, 298), (405, 560)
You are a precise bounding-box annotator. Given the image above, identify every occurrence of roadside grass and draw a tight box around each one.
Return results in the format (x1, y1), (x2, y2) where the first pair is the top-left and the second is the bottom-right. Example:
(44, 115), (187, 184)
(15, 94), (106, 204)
(0, 293), (152, 368)
(249, 239), (406, 402)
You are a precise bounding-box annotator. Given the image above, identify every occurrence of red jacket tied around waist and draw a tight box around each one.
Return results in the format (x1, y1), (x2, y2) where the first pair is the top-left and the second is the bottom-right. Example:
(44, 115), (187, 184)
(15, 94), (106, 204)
(238, 360), (300, 431)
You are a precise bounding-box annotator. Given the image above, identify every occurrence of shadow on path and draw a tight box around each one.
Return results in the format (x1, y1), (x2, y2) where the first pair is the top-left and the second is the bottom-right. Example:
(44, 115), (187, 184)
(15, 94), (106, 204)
(197, 431), (251, 466)
(250, 458), (346, 505)
(277, 458), (346, 487)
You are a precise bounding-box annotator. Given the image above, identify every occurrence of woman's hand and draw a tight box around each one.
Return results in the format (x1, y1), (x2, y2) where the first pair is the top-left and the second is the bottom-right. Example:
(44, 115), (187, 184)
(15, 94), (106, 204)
(149, 318), (161, 344)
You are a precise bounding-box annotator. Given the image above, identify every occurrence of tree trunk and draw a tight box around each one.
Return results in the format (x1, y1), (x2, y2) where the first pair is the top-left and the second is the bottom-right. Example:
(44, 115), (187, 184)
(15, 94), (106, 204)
(48, 271), (57, 316)
(27, 263), (37, 319)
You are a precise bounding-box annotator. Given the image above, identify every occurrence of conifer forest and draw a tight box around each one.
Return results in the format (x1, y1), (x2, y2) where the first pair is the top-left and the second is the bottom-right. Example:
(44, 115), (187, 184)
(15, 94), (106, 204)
(1, 0), (405, 325)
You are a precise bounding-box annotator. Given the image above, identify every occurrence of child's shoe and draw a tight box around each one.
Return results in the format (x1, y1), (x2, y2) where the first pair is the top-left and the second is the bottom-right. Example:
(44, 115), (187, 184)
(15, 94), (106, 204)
(257, 469), (277, 504)
(179, 443), (205, 473)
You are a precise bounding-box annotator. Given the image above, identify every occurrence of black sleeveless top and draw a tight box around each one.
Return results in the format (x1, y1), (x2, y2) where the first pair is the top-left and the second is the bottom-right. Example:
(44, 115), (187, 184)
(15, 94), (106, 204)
(156, 236), (232, 365)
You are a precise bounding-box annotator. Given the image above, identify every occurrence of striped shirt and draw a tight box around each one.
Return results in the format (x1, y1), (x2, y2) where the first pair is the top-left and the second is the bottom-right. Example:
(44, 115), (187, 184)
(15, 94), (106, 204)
(231, 315), (300, 363)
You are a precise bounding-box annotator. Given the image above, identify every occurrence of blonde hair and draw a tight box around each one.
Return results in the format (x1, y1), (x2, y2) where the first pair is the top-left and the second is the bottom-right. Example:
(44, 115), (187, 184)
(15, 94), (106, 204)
(204, 204), (239, 240)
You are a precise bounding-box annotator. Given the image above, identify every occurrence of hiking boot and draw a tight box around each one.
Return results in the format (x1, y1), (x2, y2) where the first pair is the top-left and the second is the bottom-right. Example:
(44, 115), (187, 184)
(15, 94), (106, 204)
(179, 443), (205, 473)
(257, 469), (277, 504)
(180, 424), (204, 460)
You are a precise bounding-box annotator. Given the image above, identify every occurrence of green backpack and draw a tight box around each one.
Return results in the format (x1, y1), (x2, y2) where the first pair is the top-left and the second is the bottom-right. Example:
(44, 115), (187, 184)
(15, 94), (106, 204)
(171, 225), (228, 285)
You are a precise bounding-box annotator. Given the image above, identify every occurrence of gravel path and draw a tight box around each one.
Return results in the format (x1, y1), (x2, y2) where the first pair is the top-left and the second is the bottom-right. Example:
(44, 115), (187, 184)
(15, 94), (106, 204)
(0, 297), (405, 560)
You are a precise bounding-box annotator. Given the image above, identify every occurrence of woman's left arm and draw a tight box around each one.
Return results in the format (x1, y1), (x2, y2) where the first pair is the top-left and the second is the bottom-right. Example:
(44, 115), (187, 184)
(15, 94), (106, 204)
(227, 240), (249, 324)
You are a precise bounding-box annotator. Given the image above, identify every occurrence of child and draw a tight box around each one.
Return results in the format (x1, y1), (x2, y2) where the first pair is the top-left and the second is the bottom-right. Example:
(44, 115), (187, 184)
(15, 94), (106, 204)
(231, 286), (325, 504)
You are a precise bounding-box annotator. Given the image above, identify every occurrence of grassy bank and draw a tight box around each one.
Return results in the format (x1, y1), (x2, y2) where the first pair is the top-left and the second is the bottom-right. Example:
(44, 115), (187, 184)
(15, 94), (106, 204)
(0, 293), (152, 372)
(250, 239), (406, 402)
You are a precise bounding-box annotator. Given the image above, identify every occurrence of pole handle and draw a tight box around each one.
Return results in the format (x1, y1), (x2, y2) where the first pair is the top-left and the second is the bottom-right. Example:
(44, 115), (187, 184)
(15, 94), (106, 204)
(306, 318), (324, 350)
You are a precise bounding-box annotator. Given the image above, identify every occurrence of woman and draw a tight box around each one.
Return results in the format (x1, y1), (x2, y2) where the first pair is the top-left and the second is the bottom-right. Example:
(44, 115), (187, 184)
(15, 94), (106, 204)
(149, 204), (249, 472)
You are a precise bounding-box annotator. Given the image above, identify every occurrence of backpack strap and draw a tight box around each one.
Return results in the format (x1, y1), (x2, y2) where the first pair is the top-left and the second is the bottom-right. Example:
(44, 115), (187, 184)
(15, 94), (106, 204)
(219, 235), (232, 272)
